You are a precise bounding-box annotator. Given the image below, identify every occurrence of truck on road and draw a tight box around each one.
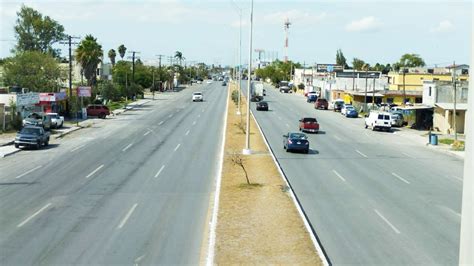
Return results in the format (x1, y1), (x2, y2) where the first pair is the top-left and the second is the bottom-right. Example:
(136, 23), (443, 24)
(14, 126), (50, 149)
(251, 83), (264, 102)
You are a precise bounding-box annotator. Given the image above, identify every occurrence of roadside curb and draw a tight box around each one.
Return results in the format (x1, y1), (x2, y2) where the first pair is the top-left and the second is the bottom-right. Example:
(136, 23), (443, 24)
(0, 147), (21, 158)
(426, 143), (465, 160)
(54, 127), (82, 139)
(250, 108), (331, 266)
(0, 140), (14, 147)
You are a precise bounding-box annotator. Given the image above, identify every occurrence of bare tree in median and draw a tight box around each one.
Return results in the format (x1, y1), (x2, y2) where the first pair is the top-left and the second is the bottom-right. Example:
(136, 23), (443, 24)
(230, 152), (250, 185)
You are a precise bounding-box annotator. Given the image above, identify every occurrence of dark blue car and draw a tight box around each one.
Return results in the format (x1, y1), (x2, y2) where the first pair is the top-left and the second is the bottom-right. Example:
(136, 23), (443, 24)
(307, 94), (317, 103)
(283, 132), (309, 153)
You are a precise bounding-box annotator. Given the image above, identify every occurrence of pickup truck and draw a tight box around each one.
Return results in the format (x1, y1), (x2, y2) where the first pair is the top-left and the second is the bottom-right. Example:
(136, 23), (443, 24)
(46, 112), (64, 128)
(299, 117), (320, 133)
(14, 126), (50, 149)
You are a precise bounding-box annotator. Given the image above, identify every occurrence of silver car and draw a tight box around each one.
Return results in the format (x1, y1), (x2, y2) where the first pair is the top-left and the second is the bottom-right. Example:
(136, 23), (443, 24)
(391, 113), (404, 127)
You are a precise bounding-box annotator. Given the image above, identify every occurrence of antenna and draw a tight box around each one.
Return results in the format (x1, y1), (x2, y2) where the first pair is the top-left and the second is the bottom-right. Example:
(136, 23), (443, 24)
(284, 18), (291, 62)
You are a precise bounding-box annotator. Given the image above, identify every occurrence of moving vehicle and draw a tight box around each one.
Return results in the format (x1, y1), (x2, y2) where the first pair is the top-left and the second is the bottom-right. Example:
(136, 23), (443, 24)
(251, 83), (264, 102)
(192, 92), (203, 102)
(331, 99), (345, 112)
(22, 112), (52, 131)
(283, 132), (309, 153)
(256, 101), (268, 111)
(14, 126), (50, 149)
(222, 81), (227, 86)
(304, 85), (315, 96)
(46, 113), (64, 128)
(341, 105), (358, 118)
(279, 81), (292, 93)
(307, 93), (317, 103)
(299, 117), (319, 133)
(365, 111), (392, 131)
(315, 98), (329, 110)
(86, 104), (110, 119)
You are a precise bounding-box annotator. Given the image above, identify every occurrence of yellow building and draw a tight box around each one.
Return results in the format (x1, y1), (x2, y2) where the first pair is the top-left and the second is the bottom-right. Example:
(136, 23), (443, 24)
(388, 71), (468, 91)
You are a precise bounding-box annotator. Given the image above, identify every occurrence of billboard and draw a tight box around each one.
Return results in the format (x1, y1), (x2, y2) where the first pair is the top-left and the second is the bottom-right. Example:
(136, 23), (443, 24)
(316, 64), (343, 73)
(16, 93), (40, 106)
(77, 86), (92, 97)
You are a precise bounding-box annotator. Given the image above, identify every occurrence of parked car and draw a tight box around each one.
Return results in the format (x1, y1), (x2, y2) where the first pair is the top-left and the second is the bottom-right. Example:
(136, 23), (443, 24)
(331, 99), (345, 112)
(365, 111), (392, 131)
(14, 126), (50, 149)
(314, 98), (329, 110)
(86, 104), (110, 119)
(192, 92), (203, 102)
(299, 117), (319, 133)
(256, 101), (269, 111)
(341, 105), (358, 118)
(221, 81), (227, 86)
(283, 132), (309, 153)
(46, 113), (64, 128)
(22, 112), (52, 131)
(307, 93), (317, 103)
(391, 113), (404, 127)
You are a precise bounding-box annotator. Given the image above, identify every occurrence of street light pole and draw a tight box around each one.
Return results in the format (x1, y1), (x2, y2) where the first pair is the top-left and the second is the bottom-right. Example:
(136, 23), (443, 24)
(364, 66), (368, 112)
(243, 0), (254, 155)
(372, 73), (376, 106)
(238, 8), (242, 115)
(403, 68), (407, 107)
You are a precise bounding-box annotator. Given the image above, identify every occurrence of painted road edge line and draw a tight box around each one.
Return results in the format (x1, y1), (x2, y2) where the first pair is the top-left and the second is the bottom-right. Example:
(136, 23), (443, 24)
(86, 164), (104, 178)
(117, 203), (138, 229)
(391, 172), (410, 184)
(250, 106), (330, 266)
(355, 149), (368, 158)
(154, 165), (165, 178)
(332, 170), (347, 182)
(17, 203), (52, 227)
(15, 165), (42, 179)
(374, 209), (401, 234)
(206, 84), (229, 266)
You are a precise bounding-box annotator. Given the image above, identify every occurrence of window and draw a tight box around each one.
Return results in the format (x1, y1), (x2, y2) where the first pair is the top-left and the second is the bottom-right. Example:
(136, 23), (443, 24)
(386, 98), (394, 104)
(429, 86), (432, 96)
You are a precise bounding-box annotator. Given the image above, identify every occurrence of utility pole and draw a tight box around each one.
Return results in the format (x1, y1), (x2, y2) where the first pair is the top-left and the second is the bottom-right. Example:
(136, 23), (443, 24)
(243, 0), (254, 155)
(156, 54), (165, 92)
(59, 35), (79, 117)
(364, 66), (368, 112)
(127, 51), (140, 84)
(452, 61), (457, 140)
(372, 73), (376, 106)
(352, 68), (356, 91)
(403, 68), (407, 107)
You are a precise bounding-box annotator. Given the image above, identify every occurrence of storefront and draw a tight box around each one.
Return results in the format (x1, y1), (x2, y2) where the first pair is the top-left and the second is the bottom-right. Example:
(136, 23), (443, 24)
(38, 92), (67, 114)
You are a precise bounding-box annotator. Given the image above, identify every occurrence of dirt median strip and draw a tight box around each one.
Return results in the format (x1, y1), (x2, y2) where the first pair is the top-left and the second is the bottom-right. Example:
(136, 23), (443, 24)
(213, 83), (323, 264)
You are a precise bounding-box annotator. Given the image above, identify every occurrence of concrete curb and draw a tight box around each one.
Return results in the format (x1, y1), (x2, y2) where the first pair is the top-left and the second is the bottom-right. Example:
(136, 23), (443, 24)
(0, 147), (21, 158)
(54, 127), (82, 139)
(426, 143), (465, 160)
(0, 140), (14, 147)
(250, 108), (331, 266)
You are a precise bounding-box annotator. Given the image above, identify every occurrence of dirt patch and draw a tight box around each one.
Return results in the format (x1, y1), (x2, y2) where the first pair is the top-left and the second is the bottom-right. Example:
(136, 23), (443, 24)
(214, 84), (322, 264)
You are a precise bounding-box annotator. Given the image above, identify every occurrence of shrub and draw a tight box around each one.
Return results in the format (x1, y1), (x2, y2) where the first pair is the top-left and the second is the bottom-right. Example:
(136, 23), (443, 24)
(231, 90), (239, 105)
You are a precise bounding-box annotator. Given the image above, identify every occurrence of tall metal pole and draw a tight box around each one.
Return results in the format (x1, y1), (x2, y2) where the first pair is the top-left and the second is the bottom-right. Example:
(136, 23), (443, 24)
(68, 35), (72, 116)
(243, 0), (253, 155)
(237, 9), (242, 115)
(372, 74), (376, 105)
(364, 67), (368, 112)
(452, 61), (457, 140)
(403, 68), (407, 107)
(458, 11), (473, 263)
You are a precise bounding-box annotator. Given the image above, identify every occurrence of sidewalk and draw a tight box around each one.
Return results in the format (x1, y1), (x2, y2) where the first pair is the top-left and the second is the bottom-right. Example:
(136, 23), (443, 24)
(0, 97), (151, 158)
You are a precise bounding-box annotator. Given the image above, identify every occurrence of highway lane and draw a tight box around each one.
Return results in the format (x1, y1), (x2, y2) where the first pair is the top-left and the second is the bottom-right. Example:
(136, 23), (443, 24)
(246, 82), (463, 265)
(0, 81), (227, 264)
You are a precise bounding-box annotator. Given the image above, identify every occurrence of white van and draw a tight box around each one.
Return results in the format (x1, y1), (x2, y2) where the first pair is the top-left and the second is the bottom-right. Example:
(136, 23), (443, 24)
(364, 111), (392, 131)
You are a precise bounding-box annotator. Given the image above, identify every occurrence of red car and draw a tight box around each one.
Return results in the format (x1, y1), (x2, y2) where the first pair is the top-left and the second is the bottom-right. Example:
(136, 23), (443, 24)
(315, 98), (328, 110)
(299, 117), (319, 133)
(86, 104), (110, 119)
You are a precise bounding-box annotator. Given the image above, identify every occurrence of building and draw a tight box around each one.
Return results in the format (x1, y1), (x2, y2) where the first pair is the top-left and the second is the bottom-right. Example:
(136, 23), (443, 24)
(423, 80), (469, 134)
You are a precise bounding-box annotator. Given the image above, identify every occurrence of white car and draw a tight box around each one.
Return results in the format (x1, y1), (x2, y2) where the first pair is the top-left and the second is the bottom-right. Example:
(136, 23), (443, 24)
(341, 104), (353, 116)
(192, 92), (203, 102)
(364, 111), (392, 131)
(46, 112), (64, 128)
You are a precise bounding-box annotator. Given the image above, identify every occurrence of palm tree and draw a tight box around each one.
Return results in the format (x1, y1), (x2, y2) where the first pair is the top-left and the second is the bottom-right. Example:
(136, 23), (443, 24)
(174, 51), (183, 66)
(76, 34), (103, 86)
(108, 49), (116, 67)
(118, 44), (127, 60)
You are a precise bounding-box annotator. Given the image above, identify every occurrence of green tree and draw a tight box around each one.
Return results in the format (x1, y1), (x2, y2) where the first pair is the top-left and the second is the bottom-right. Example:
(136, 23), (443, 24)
(174, 51), (184, 66)
(14, 5), (65, 57)
(3, 51), (64, 92)
(76, 35), (103, 86)
(398, 53), (426, 68)
(108, 49), (116, 67)
(97, 80), (120, 101)
(118, 44), (127, 60)
(352, 58), (367, 71)
(112, 60), (131, 87)
(336, 49), (348, 69)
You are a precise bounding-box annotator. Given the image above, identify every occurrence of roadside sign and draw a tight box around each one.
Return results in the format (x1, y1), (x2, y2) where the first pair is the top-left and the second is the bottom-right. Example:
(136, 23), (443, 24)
(77, 86), (92, 97)
(316, 64), (343, 73)
(16, 93), (40, 106)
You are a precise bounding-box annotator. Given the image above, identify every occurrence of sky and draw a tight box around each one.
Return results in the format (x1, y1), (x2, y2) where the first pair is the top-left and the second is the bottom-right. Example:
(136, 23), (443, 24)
(0, 0), (472, 67)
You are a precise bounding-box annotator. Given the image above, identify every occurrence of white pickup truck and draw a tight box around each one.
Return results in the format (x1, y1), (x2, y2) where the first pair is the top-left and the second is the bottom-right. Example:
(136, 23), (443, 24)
(46, 113), (64, 128)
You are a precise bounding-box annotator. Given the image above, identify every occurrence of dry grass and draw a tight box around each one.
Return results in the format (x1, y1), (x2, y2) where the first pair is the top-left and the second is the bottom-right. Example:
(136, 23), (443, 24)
(214, 83), (322, 264)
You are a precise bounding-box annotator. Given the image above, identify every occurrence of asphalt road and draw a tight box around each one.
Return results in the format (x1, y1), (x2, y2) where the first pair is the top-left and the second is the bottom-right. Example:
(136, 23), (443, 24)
(246, 82), (463, 265)
(0, 81), (227, 264)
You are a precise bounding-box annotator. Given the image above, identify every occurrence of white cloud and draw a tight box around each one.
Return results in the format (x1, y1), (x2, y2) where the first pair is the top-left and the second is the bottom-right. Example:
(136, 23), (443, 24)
(430, 20), (454, 33)
(263, 10), (327, 25)
(345, 16), (381, 32)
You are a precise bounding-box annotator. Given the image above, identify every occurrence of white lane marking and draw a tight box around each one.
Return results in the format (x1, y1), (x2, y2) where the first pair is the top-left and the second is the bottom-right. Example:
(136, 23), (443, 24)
(202, 109), (205, 113)
(122, 143), (133, 152)
(185, 130), (190, 136)
(154, 165), (165, 178)
(334, 135), (342, 141)
(192, 121), (197, 125)
(285, 123), (290, 128)
(158, 121), (164, 125)
(15, 165), (42, 179)
(355, 149), (368, 158)
(452, 176), (463, 181)
(174, 143), (181, 152)
(86, 164), (104, 178)
(144, 131), (151, 136)
(197, 114), (201, 118)
(117, 203), (138, 229)
(374, 209), (401, 234)
(332, 170), (346, 182)
(168, 114), (173, 118)
(402, 152), (415, 159)
(71, 145), (85, 152)
(17, 203), (52, 227)
(391, 172), (410, 184)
